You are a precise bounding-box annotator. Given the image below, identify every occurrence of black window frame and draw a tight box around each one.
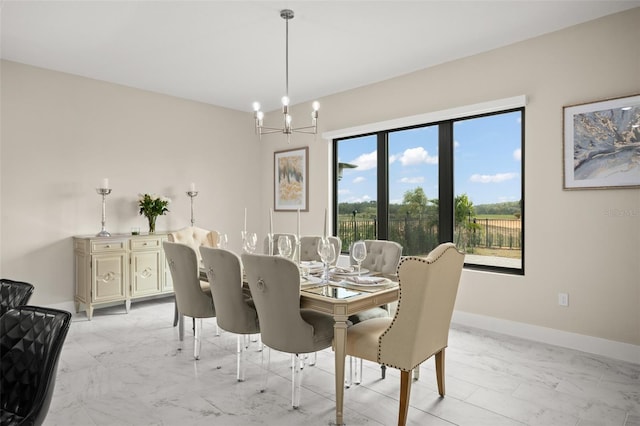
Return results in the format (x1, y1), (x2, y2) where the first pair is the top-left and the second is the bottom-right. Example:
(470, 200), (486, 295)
(332, 107), (525, 276)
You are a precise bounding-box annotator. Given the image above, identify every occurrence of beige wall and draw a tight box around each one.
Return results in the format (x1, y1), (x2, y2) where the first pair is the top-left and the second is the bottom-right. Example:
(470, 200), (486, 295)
(1, 60), (261, 305)
(1, 8), (639, 349)
(263, 9), (640, 346)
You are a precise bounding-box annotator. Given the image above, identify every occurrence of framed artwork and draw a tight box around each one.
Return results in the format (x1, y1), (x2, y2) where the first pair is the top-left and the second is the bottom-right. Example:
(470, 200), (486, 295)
(563, 93), (640, 189)
(274, 146), (309, 211)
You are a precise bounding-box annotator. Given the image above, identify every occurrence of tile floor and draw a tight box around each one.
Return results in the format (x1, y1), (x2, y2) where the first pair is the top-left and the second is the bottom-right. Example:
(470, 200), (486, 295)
(45, 298), (639, 426)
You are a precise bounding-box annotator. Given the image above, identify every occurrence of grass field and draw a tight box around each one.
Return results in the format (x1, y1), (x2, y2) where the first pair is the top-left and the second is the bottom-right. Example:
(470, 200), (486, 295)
(472, 247), (522, 259)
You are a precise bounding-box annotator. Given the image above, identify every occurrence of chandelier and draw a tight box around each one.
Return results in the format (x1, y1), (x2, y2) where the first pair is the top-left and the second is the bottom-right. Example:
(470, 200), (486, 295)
(252, 9), (319, 140)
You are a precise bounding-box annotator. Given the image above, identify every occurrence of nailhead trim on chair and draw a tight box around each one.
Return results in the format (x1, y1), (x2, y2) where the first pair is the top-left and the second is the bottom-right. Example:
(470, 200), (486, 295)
(376, 245), (460, 371)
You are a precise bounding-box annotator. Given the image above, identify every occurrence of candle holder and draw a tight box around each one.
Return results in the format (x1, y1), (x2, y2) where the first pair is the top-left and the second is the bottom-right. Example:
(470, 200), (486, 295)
(186, 190), (198, 226)
(96, 188), (112, 237)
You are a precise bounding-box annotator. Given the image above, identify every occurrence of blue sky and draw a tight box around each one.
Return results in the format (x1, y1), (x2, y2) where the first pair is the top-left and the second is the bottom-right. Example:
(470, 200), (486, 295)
(337, 111), (522, 206)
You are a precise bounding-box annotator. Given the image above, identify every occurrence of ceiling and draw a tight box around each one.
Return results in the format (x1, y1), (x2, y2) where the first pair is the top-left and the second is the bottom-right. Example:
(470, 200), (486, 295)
(2, 1), (639, 113)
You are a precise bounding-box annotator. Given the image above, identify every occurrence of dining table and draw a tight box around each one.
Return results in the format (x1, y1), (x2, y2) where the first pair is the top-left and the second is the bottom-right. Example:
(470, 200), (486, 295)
(200, 260), (399, 426)
(299, 264), (399, 426)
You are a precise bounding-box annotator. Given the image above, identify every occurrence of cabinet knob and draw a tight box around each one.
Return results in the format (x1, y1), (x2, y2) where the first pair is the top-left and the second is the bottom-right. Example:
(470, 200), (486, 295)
(105, 244), (111, 248)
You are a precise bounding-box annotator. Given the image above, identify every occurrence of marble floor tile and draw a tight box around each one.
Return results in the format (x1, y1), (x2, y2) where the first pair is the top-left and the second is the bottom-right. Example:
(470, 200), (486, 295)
(42, 298), (639, 426)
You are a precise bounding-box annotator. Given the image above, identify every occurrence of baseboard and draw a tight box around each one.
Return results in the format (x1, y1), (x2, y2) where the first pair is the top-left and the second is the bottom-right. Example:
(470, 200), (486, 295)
(452, 310), (640, 365)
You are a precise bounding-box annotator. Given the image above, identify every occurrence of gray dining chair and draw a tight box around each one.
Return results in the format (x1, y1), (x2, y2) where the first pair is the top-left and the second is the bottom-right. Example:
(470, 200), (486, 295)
(200, 246), (260, 381)
(299, 235), (341, 265)
(241, 253), (335, 408)
(262, 232), (297, 257)
(168, 227), (219, 327)
(163, 241), (216, 360)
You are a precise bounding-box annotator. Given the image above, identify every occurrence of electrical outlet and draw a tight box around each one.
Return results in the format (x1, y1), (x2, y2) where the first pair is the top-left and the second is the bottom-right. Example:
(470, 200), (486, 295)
(558, 293), (569, 307)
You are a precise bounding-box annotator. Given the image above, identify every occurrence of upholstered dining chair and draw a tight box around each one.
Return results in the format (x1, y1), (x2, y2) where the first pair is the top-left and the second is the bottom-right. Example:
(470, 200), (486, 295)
(163, 241), (216, 360)
(344, 243), (464, 425)
(1, 305), (72, 426)
(299, 235), (341, 265)
(168, 227), (219, 327)
(262, 233), (297, 257)
(0, 279), (35, 316)
(199, 246), (260, 382)
(348, 239), (403, 383)
(241, 253), (335, 409)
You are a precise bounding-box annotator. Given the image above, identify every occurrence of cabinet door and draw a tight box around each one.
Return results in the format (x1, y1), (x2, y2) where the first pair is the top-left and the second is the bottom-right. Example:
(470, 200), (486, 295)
(92, 253), (127, 303)
(131, 250), (162, 297)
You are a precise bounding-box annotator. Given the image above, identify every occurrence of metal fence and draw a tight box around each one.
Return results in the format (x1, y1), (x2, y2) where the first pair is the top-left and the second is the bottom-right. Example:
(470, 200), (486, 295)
(337, 216), (521, 256)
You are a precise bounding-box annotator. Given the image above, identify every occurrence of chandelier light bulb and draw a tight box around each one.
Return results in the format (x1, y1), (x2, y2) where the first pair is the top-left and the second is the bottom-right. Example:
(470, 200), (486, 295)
(286, 114), (292, 125)
(312, 101), (320, 111)
(281, 96), (290, 106)
(252, 102), (261, 112)
(257, 111), (264, 120)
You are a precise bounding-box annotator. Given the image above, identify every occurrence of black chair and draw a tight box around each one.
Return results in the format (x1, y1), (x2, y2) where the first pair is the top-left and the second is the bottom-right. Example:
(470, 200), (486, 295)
(0, 279), (35, 316)
(0, 305), (72, 426)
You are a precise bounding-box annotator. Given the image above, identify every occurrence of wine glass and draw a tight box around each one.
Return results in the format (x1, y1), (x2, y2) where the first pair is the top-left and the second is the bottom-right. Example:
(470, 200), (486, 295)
(217, 233), (228, 249)
(317, 238), (336, 283)
(243, 232), (257, 253)
(351, 241), (367, 276)
(277, 235), (292, 259)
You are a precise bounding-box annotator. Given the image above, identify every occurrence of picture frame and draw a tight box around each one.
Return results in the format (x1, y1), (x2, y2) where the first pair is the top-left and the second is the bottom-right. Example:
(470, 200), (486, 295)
(274, 146), (309, 211)
(563, 93), (640, 189)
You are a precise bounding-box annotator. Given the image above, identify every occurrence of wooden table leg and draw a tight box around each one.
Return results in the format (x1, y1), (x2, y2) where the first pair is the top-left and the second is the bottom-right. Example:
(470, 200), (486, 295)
(333, 318), (348, 426)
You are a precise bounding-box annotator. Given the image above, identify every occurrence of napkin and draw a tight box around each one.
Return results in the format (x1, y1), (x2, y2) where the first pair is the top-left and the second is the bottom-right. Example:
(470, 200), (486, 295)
(346, 276), (386, 284)
(332, 266), (354, 273)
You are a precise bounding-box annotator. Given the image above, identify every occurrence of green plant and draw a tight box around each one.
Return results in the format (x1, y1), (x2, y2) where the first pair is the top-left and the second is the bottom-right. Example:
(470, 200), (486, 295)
(138, 193), (171, 218)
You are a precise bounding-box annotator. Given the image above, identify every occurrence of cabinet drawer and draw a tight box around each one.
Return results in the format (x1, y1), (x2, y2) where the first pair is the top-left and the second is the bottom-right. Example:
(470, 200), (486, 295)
(131, 238), (162, 250)
(91, 240), (126, 253)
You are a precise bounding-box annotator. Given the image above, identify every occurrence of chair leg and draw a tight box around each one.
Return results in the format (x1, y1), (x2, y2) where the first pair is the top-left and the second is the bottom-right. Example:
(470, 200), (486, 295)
(435, 349), (445, 396)
(260, 345), (271, 393)
(178, 314), (185, 341)
(399, 370), (412, 426)
(381, 364), (386, 379)
(413, 363), (421, 380)
(236, 335), (246, 382)
(193, 318), (203, 360)
(291, 354), (304, 409)
(173, 299), (179, 326)
(356, 357), (362, 384)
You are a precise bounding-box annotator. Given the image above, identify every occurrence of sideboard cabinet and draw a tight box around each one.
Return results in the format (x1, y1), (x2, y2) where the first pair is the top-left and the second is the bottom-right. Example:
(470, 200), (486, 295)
(74, 233), (173, 319)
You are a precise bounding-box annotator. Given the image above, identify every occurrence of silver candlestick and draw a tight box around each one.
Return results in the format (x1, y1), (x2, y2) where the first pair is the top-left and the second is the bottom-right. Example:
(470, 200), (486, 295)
(187, 191), (198, 226)
(96, 188), (112, 237)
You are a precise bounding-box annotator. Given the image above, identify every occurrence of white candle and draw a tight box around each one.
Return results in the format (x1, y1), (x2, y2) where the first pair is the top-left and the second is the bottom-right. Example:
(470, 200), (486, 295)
(244, 208), (247, 233)
(101, 178), (109, 189)
(269, 208), (273, 235)
(324, 208), (328, 238)
(297, 209), (301, 239)
(189, 182), (196, 192)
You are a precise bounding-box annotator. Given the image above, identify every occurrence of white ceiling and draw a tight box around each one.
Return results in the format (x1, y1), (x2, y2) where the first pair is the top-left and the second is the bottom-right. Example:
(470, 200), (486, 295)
(2, 1), (639, 113)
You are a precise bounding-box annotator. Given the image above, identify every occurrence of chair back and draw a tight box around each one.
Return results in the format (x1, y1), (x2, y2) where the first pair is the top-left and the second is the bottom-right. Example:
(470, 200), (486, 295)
(1, 306), (71, 425)
(0, 279), (35, 316)
(168, 227), (218, 261)
(378, 243), (464, 371)
(351, 240), (403, 274)
(163, 241), (215, 319)
(262, 233), (297, 257)
(241, 253), (317, 354)
(200, 247), (259, 335)
(299, 236), (341, 265)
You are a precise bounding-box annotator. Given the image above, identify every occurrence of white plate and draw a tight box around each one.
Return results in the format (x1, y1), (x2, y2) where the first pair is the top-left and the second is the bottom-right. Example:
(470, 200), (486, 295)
(300, 275), (322, 286)
(331, 267), (369, 277)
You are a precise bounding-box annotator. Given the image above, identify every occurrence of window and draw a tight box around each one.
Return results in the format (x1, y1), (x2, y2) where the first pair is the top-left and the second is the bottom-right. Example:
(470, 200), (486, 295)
(332, 101), (524, 274)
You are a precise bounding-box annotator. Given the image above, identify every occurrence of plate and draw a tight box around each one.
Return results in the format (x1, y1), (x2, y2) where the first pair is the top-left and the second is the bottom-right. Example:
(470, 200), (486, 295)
(331, 267), (369, 277)
(300, 275), (322, 287)
(339, 276), (392, 287)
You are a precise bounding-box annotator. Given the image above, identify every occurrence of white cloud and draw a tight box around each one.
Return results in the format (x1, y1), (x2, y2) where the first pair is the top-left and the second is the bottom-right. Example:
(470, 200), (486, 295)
(338, 188), (350, 195)
(399, 176), (424, 184)
(398, 147), (438, 166)
(345, 194), (372, 203)
(513, 148), (521, 161)
(351, 151), (377, 170)
(353, 176), (366, 184)
(470, 172), (518, 183)
(454, 140), (460, 149)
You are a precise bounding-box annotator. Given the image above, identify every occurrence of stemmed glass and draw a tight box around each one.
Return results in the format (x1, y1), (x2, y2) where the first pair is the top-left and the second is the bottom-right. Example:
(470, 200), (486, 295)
(243, 232), (257, 253)
(317, 237), (336, 283)
(217, 233), (228, 249)
(351, 241), (367, 276)
(277, 235), (292, 259)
